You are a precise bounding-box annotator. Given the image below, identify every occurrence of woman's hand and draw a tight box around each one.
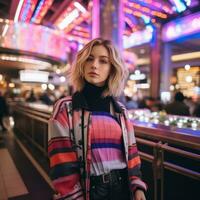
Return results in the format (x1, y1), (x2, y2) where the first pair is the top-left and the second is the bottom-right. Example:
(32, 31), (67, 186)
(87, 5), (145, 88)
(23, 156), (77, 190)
(134, 189), (146, 200)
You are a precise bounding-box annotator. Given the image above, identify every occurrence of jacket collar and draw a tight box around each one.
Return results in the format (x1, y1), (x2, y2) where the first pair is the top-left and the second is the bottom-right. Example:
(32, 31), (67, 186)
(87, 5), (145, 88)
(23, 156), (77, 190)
(72, 91), (123, 113)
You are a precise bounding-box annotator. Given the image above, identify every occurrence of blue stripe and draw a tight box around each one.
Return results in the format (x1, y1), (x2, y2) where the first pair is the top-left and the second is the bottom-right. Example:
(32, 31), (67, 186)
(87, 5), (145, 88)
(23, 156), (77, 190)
(91, 143), (122, 150)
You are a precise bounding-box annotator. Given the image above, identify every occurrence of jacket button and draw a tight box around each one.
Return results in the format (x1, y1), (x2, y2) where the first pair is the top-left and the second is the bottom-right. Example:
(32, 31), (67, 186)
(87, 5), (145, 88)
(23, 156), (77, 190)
(78, 140), (83, 145)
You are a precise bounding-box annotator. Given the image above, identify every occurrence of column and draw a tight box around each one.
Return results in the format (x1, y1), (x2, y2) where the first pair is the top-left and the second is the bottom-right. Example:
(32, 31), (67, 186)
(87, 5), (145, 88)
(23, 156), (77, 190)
(150, 24), (162, 99)
(160, 43), (172, 93)
(92, 0), (124, 50)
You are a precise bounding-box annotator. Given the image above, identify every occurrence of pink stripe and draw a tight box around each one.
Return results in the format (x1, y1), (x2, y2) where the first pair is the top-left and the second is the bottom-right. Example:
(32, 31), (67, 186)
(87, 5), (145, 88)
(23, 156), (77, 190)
(90, 117), (121, 139)
(129, 145), (138, 155)
(91, 148), (124, 163)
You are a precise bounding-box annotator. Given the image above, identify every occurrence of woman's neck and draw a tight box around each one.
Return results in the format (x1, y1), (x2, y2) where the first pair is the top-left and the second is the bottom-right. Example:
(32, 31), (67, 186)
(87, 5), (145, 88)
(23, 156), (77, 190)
(83, 81), (106, 97)
(82, 81), (110, 112)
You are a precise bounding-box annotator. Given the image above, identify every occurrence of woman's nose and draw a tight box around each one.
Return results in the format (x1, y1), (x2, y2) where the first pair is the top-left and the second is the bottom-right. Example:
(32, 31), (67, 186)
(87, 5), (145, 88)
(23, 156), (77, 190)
(91, 59), (98, 69)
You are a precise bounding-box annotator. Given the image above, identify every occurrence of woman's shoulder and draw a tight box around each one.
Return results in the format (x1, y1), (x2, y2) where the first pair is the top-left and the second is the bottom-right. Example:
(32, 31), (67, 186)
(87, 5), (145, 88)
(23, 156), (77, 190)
(51, 96), (72, 119)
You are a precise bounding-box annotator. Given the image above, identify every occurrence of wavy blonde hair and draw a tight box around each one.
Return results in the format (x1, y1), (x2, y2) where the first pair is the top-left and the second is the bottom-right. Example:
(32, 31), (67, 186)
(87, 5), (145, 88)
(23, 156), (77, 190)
(69, 38), (128, 97)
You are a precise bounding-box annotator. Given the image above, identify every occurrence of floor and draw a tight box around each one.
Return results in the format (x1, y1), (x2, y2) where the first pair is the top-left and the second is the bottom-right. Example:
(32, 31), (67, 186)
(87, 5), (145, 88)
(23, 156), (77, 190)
(0, 130), (54, 200)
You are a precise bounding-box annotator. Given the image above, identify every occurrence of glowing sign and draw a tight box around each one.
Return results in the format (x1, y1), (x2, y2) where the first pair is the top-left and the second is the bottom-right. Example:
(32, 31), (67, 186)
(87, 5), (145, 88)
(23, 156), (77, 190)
(0, 19), (68, 61)
(162, 11), (200, 42)
(20, 70), (49, 83)
(123, 25), (153, 48)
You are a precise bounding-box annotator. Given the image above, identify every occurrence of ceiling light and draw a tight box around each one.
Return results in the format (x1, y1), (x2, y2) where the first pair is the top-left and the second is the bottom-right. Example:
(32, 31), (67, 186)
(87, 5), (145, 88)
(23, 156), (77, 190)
(74, 2), (86, 13)
(14, 0), (25, 22)
(57, 9), (79, 30)
(184, 64), (190, 70)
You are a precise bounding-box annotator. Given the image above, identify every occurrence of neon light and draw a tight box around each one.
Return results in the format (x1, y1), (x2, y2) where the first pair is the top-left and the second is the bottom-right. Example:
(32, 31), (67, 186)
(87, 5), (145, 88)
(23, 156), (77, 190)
(170, 0), (186, 13)
(57, 9), (79, 30)
(124, 0), (173, 15)
(31, 0), (53, 23)
(123, 25), (153, 48)
(14, 0), (25, 22)
(2, 24), (9, 37)
(19, 0), (38, 22)
(31, 0), (45, 22)
(0, 20), (67, 61)
(141, 15), (150, 24)
(162, 11), (200, 42)
(74, 2), (86, 13)
(184, 0), (191, 6)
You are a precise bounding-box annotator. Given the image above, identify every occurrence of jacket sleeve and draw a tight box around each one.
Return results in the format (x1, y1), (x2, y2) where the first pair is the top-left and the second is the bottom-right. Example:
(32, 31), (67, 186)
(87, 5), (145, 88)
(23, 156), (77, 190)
(123, 108), (147, 193)
(48, 99), (84, 200)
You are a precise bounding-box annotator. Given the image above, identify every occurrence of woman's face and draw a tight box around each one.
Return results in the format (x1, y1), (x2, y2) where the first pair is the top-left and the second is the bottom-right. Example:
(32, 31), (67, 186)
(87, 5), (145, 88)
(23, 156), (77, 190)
(83, 45), (111, 87)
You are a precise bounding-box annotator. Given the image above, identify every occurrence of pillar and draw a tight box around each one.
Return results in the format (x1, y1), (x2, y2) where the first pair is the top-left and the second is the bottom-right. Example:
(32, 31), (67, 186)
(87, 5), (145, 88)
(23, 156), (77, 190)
(150, 24), (162, 99)
(92, 0), (124, 50)
(160, 43), (172, 93)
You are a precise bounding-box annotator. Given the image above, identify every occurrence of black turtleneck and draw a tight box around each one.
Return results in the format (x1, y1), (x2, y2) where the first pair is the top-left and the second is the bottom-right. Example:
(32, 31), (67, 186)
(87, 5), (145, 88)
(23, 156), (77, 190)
(82, 81), (111, 112)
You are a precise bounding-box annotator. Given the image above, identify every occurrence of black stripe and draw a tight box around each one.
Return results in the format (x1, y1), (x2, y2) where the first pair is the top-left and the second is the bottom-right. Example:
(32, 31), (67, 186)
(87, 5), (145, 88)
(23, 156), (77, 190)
(128, 166), (142, 178)
(49, 147), (76, 157)
(50, 162), (80, 180)
(128, 152), (139, 160)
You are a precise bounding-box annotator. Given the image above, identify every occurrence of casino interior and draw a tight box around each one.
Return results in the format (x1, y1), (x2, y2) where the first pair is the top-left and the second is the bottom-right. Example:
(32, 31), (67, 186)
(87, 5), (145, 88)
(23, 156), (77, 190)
(0, 0), (199, 200)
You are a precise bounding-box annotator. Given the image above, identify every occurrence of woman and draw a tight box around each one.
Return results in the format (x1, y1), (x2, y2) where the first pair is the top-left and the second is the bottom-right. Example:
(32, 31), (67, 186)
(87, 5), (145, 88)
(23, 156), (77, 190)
(48, 38), (147, 200)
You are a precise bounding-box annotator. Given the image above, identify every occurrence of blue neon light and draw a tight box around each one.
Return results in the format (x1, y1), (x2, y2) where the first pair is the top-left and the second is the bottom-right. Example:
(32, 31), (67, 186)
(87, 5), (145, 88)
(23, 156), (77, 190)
(31, 0), (45, 23)
(172, 0), (187, 13)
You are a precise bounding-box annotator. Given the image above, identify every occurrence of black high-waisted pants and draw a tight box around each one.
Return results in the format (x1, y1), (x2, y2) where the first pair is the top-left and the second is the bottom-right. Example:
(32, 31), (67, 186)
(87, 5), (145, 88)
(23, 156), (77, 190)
(90, 168), (132, 200)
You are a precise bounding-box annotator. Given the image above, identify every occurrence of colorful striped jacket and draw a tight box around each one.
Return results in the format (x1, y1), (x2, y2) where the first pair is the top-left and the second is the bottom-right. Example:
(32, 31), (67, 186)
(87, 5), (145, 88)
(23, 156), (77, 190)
(48, 92), (147, 200)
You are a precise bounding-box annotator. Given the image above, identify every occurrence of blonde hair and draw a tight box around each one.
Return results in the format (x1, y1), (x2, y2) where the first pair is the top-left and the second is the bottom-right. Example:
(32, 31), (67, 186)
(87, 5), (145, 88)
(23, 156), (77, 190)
(69, 38), (128, 97)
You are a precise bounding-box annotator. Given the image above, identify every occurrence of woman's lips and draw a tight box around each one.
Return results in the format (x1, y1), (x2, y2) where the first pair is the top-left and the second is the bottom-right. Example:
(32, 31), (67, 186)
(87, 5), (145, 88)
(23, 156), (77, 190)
(88, 72), (99, 76)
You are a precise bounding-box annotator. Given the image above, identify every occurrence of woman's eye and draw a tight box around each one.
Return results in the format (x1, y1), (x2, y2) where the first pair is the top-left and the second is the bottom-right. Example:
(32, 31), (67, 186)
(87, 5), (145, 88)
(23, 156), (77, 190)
(86, 57), (93, 61)
(100, 60), (108, 64)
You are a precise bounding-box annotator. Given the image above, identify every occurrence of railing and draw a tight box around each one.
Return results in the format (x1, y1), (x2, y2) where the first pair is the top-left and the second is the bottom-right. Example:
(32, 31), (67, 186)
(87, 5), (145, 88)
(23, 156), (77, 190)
(11, 103), (200, 200)
(12, 103), (50, 156)
(134, 122), (200, 200)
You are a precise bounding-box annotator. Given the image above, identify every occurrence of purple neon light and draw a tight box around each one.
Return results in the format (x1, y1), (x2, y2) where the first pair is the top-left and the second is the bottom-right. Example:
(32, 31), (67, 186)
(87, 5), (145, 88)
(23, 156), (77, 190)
(162, 11), (200, 42)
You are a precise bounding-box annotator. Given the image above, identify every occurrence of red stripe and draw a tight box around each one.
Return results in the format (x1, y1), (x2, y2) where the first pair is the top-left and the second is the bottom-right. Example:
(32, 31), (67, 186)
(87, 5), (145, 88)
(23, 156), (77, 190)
(128, 156), (141, 169)
(50, 152), (77, 167)
(48, 139), (73, 153)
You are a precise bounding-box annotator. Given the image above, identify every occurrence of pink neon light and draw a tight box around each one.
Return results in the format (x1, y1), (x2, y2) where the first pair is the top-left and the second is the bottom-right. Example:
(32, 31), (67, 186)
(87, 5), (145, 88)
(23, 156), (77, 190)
(55, 1), (90, 34)
(19, 0), (38, 22)
(162, 11), (200, 42)
(31, 0), (54, 23)
(1, 21), (67, 61)
(125, 16), (138, 32)
(92, 0), (100, 38)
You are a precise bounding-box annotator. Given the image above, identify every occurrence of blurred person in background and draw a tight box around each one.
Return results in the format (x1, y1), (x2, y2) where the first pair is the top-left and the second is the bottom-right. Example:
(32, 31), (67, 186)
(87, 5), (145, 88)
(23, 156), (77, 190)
(184, 97), (196, 115)
(193, 101), (200, 117)
(0, 91), (9, 131)
(125, 95), (138, 109)
(165, 91), (190, 116)
(39, 91), (54, 105)
(26, 89), (37, 102)
(48, 38), (147, 200)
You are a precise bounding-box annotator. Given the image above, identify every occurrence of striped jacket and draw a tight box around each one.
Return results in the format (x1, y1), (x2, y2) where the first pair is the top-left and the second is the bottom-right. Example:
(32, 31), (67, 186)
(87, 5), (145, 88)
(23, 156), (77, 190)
(48, 92), (147, 200)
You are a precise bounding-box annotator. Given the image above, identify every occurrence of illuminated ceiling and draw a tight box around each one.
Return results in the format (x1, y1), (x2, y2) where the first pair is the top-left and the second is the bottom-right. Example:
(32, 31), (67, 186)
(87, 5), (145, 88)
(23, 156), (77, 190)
(1, 0), (200, 43)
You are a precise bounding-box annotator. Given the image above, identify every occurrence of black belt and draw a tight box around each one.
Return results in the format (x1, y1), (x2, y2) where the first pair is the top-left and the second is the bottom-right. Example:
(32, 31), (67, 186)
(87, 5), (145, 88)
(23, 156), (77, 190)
(90, 168), (128, 184)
